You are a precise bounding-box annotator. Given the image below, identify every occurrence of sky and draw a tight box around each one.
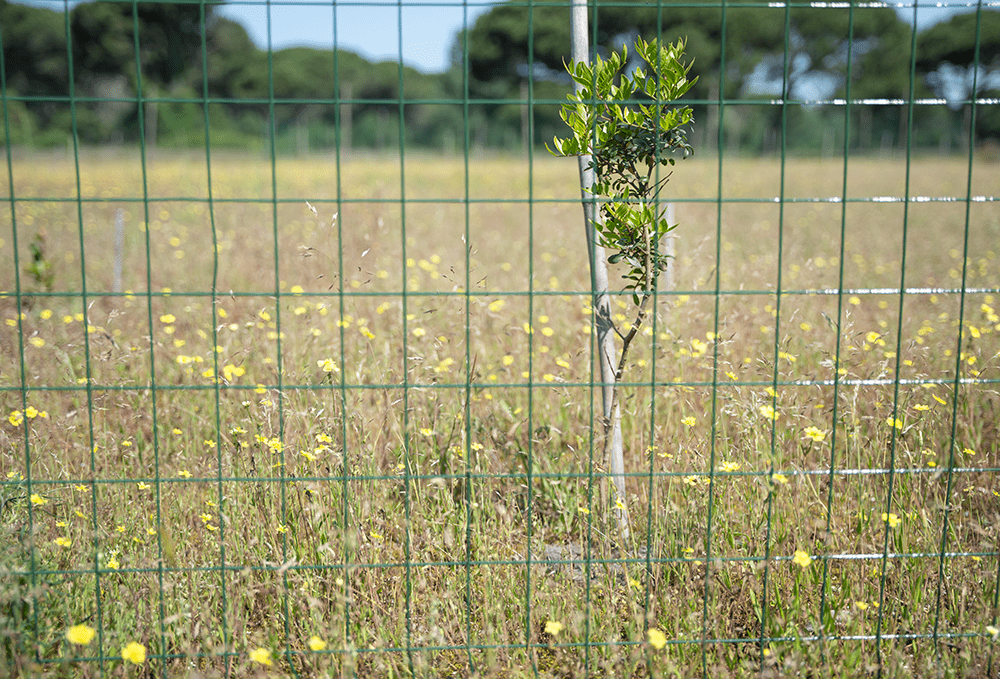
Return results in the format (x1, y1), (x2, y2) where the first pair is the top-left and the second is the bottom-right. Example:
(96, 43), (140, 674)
(17, 0), (986, 74)
(217, 0), (493, 73)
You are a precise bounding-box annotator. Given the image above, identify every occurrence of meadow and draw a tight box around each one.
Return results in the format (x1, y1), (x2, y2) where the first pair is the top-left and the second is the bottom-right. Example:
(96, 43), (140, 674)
(1, 150), (998, 677)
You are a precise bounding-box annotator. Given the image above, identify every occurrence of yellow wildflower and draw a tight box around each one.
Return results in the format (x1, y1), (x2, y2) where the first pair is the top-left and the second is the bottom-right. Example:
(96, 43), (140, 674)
(803, 426), (826, 442)
(882, 512), (901, 528)
(249, 647), (272, 666)
(121, 641), (146, 664)
(647, 627), (667, 650)
(792, 550), (812, 568)
(66, 624), (96, 645)
(317, 358), (339, 373)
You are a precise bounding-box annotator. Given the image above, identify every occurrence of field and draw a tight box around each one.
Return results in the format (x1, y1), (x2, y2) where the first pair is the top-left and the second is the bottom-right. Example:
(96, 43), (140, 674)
(1, 150), (998, 677)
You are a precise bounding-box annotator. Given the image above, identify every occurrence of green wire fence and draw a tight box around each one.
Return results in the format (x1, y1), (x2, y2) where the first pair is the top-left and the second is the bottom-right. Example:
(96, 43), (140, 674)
(1, 0), (998, 676)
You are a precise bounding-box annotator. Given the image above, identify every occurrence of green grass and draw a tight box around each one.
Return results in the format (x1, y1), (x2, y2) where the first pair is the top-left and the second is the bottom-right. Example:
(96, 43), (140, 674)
(1, 151), (998, 677)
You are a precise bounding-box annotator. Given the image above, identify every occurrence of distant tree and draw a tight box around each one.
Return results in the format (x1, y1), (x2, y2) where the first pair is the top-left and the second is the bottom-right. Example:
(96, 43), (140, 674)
(465, 2), (908, 96)
(203, 17), (267, 101)
(69, 2), (134, 79)
(917, 9), (1000, 141)
(460, 0), (914, 152)
(63, 1), (216, 142)
(1, 0), (67, 92)
(0, 0), (68, 131)
(70, 1), (211, 88)
(917, 9), (1000, 74)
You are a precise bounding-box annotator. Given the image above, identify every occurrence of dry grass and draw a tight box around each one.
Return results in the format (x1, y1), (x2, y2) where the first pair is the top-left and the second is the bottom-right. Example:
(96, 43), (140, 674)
(1, 150), (998, 677)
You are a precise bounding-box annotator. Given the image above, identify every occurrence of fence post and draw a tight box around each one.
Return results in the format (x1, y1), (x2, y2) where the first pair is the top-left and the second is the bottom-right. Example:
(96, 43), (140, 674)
(571, 0), (630, 541)
(113, 208), (124, 294)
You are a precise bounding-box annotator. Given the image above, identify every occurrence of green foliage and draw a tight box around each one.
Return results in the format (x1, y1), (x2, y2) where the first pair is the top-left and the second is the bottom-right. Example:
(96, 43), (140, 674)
(916, 9), (1000, 142)
(550, 37), (695, 301)
(70, 1), (207, 87)
(0, 91), (33, 145)
(463, 1), (915, 107)
(916, 9), (1000, 70)
(25, 232), (55, 294)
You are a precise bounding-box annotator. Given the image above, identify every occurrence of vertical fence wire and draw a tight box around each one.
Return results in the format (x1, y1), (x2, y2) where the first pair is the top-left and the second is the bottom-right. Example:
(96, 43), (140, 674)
(330, 0), (354, 665)
(757, 2), (793, 666)
(934, 0), (983, 663)
(525, 0), (538, 673)
(200, 0), (231, 667)
(817, 0), (856, 665)
(129, 3), (167, 674)
(875, 3), (919, 669)
(700, 0), (726, 671)
(0, 0), (997, 676)
(461, 3), (476, 673)
(395, 1), (416, 671)
(66, 1), (105, 671)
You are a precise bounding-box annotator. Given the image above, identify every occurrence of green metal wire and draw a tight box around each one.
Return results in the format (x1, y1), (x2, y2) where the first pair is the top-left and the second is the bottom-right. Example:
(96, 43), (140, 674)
(816, 1), (855, 665)
(0, 6), (38, 669)
(2, 91), (982, 110)
(642, 2), (668, 671)
(265, 0), (297, 670)
(129, 3), (168, 674)
(61, 0), (107, 670)
(395, 3), (416, 672)
(1, 0), (997, 675)
(874, 5), (921, 673)
(934, 0), (983, 666)
(461, 2), (476, 673)
(699, 0), (726, 672)
(331, 2), (355, 671)
(525, 2), (538, 674)
(756, 1), (793, 668)
(197, 0), (232, 670)
(581, 2), (601, 675)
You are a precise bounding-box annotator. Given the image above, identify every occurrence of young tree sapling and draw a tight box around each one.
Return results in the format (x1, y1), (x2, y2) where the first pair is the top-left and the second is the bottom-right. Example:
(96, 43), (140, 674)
(549, 36), (696, 542)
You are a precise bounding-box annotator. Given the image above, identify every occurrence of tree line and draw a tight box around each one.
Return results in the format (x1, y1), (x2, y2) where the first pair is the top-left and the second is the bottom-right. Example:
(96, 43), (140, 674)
(1, 0), (997, 154)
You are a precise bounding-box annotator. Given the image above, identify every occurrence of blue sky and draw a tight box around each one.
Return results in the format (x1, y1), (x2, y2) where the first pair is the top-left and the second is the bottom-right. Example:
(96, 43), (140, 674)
(17, 1), (981, 74)
(217, 0), (493, 73)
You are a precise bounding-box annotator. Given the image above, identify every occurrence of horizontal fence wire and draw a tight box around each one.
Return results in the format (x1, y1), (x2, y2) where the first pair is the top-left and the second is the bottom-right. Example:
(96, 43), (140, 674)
(1, 0), (998, 676)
